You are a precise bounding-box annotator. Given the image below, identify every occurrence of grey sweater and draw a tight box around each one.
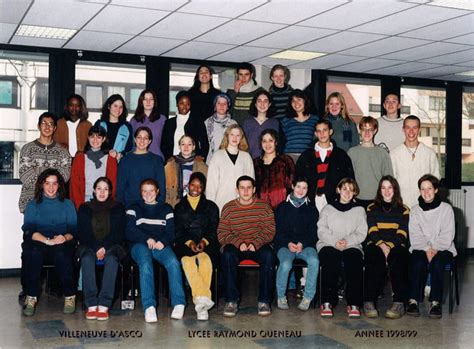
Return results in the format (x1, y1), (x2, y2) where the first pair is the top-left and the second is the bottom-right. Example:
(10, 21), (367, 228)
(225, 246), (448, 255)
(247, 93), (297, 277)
(409, 202), (457, 256)
(316, 204), (368, 253)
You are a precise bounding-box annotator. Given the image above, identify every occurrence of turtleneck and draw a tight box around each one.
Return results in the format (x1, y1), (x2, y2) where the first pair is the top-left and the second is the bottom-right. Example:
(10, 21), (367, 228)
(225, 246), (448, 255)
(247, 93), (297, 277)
(332, 199), (357, 212)
(418, 194), (442, 211)
(187, 195), (201, 210)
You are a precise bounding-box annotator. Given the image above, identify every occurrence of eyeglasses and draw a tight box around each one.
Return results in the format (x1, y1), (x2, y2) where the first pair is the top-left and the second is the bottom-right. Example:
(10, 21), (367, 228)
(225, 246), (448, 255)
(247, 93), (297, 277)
(361, 128), (375, 133)
(40, 121), (55, 127)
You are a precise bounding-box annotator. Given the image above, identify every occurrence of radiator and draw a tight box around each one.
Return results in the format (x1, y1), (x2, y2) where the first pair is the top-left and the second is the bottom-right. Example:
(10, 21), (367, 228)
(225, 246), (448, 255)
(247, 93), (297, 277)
(448, 189), (467, 255)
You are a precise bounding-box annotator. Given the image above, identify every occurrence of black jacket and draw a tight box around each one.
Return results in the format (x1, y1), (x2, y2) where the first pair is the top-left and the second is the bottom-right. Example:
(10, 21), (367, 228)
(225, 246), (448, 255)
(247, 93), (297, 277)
(296, 144), (354, 205)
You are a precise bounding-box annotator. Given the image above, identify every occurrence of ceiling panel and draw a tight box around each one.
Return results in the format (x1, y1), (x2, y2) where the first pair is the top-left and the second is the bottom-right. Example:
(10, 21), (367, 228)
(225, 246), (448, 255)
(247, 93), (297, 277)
(110, 0), (188, 11)
(197, 19), (285, 45)
(84, 6), (169, 35)
(401, 13), (474, 40)
(0, 0), (31, 23)
(114, 36), (185, 55)
(368, 62), (442, 75)
(445, 33), (474, 46)
(409, 65), (471, 77)
(334, 58), (406, 72)
(251, 56), (300, 67)
(435, 74), (474, 81)
(289, 54), (365, 69)
(143, 12), (228, 40)
(248, 26), (337, 49)
(339, 37), (431, 57)
(64, 31), (133, 51)
(352, 5), (468, 35)
(164, 41), (235, 59)
(10, 36), (66, 48)
(299, 0), (417, 30)
(179, 0), (267, 18)
(420, 48), (474, 64)
(22, 0), (104, 29)
(240, 0), (348, 24)
(382, 42), (470, 61)
(295, 31), (386, 53)
(209, 45), (280, 62)
(0, 23), (16, 43)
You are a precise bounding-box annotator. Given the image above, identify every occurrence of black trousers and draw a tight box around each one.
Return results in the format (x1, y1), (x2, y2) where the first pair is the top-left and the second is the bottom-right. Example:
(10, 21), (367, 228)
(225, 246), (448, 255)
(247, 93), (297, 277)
(364, 244), (409, 303)
(319, 246), (363, 306)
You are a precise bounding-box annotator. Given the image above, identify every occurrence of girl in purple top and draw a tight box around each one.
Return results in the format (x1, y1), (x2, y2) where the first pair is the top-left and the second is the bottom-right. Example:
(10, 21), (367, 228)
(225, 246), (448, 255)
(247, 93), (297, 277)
(130, 89), (166, 160)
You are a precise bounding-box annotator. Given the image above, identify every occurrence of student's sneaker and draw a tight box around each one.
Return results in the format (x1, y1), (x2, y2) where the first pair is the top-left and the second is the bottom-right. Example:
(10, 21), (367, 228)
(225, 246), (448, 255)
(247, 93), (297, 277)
(145, 306), (158, 323)
(320, 302), (333, 318)
(385, 302), (405, 319)
(63, 295), (76, 314)
(296, 286), (305, 300)
(171, 304), (185, 320)
(23, 296), (37, 317)
(298, 297), (312, 311)
(347, 305), (361, 318)
(406, 299), (420, 317)
(195, 296), (214, 313)
(85, 306), (97, 320)
(223, 302), (238, 317)
(363, 302), (379, 318)
(96, 306), (109, 321)
(277, 297), (289, 310)
(258, 302), (271, 316)
(429, 301), (442, 319)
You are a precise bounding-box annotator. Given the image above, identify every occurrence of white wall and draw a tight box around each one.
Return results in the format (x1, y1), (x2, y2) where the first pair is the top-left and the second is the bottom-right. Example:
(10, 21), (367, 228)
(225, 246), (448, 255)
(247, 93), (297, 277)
(462, 186), (474, 248)
(0, 185), (23, 269)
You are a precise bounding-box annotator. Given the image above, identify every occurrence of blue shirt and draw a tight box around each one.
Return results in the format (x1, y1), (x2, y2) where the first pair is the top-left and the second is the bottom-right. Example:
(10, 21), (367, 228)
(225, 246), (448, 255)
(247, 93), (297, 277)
(281, 114), (319, 154)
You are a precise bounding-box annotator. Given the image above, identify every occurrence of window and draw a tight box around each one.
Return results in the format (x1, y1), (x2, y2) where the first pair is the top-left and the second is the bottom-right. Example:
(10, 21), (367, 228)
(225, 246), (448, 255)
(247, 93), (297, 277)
(401, 86), (446, 177)
(86, 85), (103, 110)
(0, 51), (49, 179)
(462, 89), (474, 182)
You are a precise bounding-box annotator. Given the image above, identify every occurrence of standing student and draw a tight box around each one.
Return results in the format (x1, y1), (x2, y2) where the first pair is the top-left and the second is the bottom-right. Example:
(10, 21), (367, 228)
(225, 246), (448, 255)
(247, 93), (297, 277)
(324, 92), (359, 151)
(242, 90), (279, 159)
(407, 175), (456, 319)
(54, 94), (92, 156)
(390, 115), (440, 208)
(377, 93), (405, 152)
(206, 125), (254, 213)
(269, 64), (293, 120)
(117, 127), (166, 207)
(174, 173), (219, 321)
(69, 125), (118, 210)
(348, 116), (393, 208)
(226, 62), (262, 126)
(126, 178), (186, 322)
(188, 64), (222, 124)
(130, 89), (166, 160)
(96, 94), (133, 161)
(317, 178), (367, 318)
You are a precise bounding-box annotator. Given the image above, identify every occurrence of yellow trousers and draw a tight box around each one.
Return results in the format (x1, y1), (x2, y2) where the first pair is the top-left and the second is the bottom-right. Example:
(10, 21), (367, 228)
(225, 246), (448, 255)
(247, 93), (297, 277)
(181, 252), (213, 303)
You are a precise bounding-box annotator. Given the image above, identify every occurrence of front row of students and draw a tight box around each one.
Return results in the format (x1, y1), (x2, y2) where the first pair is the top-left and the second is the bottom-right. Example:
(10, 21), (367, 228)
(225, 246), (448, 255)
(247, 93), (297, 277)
(21, 168), (456, 322)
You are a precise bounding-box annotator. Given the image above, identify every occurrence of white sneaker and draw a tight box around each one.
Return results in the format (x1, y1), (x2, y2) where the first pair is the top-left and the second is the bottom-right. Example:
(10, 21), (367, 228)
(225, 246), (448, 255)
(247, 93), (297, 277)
(144, 306), (157, 323)
(196, 309), (209, 321)
(195, 296), (214, 313)
(171, 304), (185, 320)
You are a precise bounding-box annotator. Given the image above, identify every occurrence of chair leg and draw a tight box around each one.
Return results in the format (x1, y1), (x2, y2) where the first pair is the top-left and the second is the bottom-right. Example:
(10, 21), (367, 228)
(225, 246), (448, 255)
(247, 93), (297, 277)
(449, 269), (454, 314)
(454, 264), (460, 305)
(213, 267), (219, 308)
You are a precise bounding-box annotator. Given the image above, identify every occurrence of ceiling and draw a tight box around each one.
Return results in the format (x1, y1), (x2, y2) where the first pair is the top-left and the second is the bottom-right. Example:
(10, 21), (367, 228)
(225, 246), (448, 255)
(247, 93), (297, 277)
(1, 0), (473, 82)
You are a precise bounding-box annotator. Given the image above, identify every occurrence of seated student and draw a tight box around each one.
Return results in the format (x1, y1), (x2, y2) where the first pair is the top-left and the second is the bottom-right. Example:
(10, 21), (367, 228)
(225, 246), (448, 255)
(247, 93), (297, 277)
(218, 176), (276, 317)
(364, 175), (410, 319)
(174, 172), (219, 321)
(317, 178), (367, 318)
(407, 174), (457, 319)
(274, 176), (319, 311)
(21, 169), (77, 316)
(77, 177), (126, 321)
(126, 178), (185, 323)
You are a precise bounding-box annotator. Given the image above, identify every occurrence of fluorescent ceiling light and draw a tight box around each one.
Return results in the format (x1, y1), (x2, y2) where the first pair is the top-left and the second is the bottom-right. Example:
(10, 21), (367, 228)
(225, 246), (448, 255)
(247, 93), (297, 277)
(16, 25), (77, 40)
(269, 50), (326, 61)
(429, 0), (474, 11)
(455, 70), (474, 76)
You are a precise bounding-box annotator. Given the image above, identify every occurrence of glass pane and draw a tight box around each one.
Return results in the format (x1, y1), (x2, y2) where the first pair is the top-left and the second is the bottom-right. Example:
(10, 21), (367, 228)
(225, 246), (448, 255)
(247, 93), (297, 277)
(108, 86), (125, 97)
(86, 85), (103, 110)
(462, 90), (474, 182)
(401, 86), (446, 177)
(0, 51), (49, 179)
(130, 88), (141, 111)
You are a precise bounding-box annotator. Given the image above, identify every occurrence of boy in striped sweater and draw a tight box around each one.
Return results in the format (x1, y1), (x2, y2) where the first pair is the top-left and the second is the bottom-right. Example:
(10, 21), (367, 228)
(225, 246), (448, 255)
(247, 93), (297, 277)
(218, 175), (276, 317)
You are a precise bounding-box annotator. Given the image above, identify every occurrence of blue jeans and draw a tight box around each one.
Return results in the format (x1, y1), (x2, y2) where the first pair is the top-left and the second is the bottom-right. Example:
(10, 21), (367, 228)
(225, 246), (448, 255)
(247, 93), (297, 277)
(276, 247), (319, 300)
(130, 243), (185, 311)
(81, 249), (119, 308)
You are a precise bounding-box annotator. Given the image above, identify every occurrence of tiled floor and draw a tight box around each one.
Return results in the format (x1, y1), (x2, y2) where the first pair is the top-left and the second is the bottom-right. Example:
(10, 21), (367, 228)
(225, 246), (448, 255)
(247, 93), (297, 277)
(1, 257), (473, 348)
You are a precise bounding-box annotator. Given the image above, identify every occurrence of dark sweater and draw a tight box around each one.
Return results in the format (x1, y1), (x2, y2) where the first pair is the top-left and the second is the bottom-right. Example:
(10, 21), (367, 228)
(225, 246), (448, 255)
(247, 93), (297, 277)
(188, 87), (222, 123)
(274, 199), (318, 251)
(269, 84), (293, 120)
(77, 201), (126, 251)
(95, 120), (133, 155)
(125, 201), (174, 246)
(366, 202), (410, 248)
(22, 196), (77, 241)
(296, 144), (354, 205)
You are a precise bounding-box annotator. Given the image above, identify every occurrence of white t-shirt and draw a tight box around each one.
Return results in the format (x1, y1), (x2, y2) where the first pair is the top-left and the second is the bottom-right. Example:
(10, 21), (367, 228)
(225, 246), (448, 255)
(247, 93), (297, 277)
(67, 120), (79, 156)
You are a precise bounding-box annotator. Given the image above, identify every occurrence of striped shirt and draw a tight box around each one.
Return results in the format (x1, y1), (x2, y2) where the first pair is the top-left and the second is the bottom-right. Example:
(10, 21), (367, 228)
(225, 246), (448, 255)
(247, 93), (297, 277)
(281, 114), (319, 154)
(218, 198), (275, 251)
(269, 84), (293, 120)
(367, 203), (409, 249)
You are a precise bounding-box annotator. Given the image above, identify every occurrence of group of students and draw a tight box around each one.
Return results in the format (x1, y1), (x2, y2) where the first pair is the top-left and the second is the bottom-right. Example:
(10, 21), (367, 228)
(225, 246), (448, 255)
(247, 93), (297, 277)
(17, 61), (455, 325)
